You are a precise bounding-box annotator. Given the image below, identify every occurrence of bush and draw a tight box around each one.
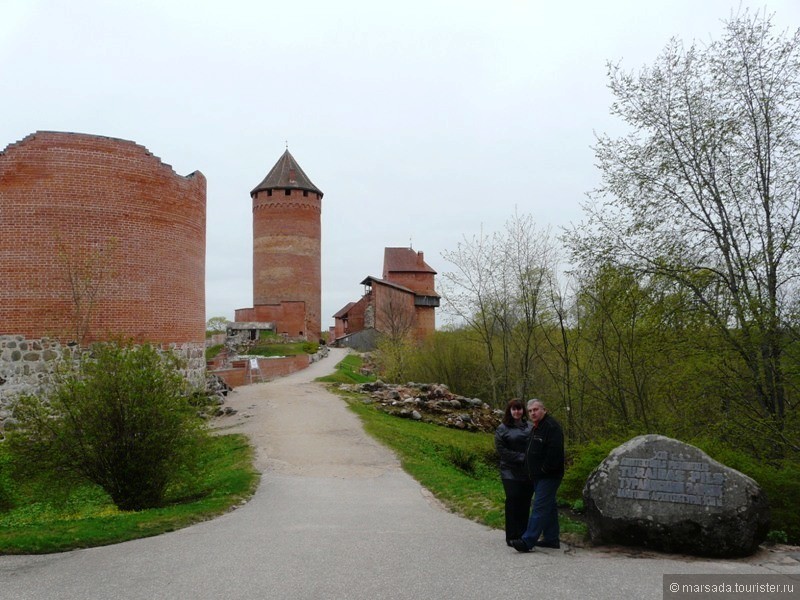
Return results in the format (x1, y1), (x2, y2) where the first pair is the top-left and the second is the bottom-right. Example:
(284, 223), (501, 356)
(560, 439), (623, 503)
(446, 447), (478, 476)
(8, 342), (207, 511)
(302, 341), (320, 354)
(696, 440), (800, 545)
(0, 445), (14, 512)
(205, 344), (223, 361)
(767, 530), (788, 544)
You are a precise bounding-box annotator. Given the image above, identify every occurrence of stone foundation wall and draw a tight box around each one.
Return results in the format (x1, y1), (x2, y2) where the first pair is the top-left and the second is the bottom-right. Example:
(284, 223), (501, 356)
(0, 335), (206, 432)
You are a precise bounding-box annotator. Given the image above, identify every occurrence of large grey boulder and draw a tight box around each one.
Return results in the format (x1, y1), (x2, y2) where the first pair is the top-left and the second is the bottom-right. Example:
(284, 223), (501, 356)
(583, 435), (769, 557)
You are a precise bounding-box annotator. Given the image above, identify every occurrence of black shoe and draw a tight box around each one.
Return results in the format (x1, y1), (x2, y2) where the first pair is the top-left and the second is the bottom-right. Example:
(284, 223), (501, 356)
(510, 539), (533, 553)
(534, 540), (560, 549)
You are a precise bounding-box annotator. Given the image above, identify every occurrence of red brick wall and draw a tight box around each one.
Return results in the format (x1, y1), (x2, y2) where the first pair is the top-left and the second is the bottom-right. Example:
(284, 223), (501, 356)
(234, 301), (307, 339)
(212, 354), (309, 388)
(258, 354), (309, 377)
(414, 306), (436, 341)
(252, 188), (321, 339)
(344, 294), (370, 335)
(374, 284), (415, 337)
(334, 318), (346, 340)
(212, 367), (248, 388)
(0, 131), (206, 345)
(389, 271), (435, 294)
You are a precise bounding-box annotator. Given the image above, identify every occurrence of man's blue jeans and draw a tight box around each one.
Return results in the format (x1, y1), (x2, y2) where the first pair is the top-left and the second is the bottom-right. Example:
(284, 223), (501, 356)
(520, 477), (561, 548)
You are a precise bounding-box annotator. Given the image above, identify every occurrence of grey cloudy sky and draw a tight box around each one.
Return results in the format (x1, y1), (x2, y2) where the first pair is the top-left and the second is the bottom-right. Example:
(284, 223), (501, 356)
(3, 0), (800, 330)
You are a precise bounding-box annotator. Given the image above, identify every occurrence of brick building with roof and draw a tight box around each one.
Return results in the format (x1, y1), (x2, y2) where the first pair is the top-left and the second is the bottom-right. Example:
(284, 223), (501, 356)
(333, 247), (439, 350)
(234, 150), (323, 341)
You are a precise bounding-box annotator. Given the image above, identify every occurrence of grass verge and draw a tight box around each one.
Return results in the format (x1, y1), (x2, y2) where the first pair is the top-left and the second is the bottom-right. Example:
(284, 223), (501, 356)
(316, 353), (375, 384)
(0, 434), (259, 554)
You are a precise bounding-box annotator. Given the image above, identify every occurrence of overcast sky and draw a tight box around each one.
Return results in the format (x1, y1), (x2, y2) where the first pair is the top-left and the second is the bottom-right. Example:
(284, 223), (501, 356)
(3, 0), (800, 330)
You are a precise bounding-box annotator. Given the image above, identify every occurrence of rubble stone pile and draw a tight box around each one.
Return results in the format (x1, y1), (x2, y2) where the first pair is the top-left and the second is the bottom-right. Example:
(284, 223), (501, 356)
(343, 380), (502, 433)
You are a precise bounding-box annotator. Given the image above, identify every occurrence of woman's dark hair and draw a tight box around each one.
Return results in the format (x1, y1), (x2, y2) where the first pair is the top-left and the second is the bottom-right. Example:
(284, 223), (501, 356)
(502, 398), (527, 427)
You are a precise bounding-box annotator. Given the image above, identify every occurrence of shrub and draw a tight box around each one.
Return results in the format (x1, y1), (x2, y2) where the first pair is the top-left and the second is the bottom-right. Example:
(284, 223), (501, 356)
(205, 344), (223, 361)
(0, 445), (14, 512)
(8, 342), (207, 511)
(302, 341), (320, 354)
(446, 447), (478, 476)
(767, 530), (788, 544)
(560, 439), (623, 503)
(696, 440), (800, 545)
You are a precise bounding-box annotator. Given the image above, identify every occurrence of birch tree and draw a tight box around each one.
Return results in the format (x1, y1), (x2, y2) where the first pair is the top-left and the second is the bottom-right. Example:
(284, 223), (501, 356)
(571, 12), (800, 444)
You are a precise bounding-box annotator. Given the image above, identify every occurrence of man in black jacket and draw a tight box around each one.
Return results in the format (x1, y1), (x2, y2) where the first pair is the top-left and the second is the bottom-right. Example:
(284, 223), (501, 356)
(511, 399), (565, 552)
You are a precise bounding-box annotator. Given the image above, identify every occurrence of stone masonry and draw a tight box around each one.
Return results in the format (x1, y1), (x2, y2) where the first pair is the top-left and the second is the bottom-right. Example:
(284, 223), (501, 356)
(0, 335), (206, 435)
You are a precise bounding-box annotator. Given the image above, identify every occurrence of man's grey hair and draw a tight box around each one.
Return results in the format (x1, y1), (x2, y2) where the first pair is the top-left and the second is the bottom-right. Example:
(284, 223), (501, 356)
(527, 398), (545, 410)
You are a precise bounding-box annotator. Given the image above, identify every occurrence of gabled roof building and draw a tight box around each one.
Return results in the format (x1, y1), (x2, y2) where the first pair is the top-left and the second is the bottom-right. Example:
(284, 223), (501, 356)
(333, 247), (439, 350)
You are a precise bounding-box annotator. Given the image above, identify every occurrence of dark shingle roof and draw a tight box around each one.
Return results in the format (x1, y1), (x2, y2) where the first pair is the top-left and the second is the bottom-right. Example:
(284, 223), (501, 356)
(333, 302), (356, 319)
(359, 276), (415, 294)
(251, 150), (323, 197)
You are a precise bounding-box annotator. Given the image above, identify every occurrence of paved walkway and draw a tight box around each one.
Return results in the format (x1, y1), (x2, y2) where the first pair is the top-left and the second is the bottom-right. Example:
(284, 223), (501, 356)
(1, 348), (798, 599)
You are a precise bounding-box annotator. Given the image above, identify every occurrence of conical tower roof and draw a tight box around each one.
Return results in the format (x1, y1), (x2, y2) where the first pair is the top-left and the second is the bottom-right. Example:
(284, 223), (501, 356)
(250, 149), (323, 197)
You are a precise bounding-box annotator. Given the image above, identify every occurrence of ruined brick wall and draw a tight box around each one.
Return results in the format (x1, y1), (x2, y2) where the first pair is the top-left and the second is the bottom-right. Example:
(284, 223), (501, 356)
(0, 131), (206, 346)
(234, 301), (307, 339)
(252, 188), (321, 339)
(213, 354), (312, 389)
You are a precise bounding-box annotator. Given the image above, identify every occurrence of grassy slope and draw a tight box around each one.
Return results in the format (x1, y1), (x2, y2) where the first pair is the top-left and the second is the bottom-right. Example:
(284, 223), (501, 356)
(0, 434), (259, 554)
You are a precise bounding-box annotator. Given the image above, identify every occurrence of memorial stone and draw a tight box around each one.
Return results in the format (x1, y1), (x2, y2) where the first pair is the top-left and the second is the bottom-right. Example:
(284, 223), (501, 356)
(583, 434), (769, 557)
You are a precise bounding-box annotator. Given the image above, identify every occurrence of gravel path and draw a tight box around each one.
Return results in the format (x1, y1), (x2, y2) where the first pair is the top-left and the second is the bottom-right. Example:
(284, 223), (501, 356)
(1, 348), (797, 599)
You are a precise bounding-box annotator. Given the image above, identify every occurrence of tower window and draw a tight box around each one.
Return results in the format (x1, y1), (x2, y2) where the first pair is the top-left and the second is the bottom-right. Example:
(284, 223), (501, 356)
(303, 190), (308, 197)
(267, 190), (272, 197)
(285, 189), (291, 196)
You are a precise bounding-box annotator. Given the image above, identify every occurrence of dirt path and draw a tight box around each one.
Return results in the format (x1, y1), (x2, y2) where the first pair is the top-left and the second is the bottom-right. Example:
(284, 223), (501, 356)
(215, 348), (401, 478)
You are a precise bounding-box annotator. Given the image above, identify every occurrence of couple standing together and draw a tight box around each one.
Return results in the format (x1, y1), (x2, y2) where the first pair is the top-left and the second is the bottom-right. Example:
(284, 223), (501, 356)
(494, 398), (565, 552)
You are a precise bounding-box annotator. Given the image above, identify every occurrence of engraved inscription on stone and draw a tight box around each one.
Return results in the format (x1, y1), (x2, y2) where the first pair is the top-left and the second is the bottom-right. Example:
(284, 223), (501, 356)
(615, 451), (726, 506)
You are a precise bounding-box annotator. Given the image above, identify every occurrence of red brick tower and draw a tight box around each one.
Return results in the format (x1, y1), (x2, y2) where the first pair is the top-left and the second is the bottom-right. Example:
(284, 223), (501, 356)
(0, 131), (206, 346)
(248, 150), (323, 340)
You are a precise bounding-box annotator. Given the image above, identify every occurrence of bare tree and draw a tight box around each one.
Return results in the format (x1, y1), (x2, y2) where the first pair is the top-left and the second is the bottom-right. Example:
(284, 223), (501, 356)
(57, 237), (119, 346)
(440, 225), (504, 403)
(440, 212), (557, 404)
(374, 285), (416, 382)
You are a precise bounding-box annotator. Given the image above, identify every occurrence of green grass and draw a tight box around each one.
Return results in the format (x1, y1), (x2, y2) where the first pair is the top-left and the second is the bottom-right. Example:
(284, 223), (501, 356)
(316, 353), (375, 384)
(205, 343), (224, 360)
(0, 434), (259, 554)
(342, 394), (586, 538)
(247, 341), (318, 357)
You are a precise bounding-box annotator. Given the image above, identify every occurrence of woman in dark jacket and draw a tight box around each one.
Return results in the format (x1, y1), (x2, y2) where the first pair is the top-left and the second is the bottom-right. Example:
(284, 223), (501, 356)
(494, 398), (535, 545)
